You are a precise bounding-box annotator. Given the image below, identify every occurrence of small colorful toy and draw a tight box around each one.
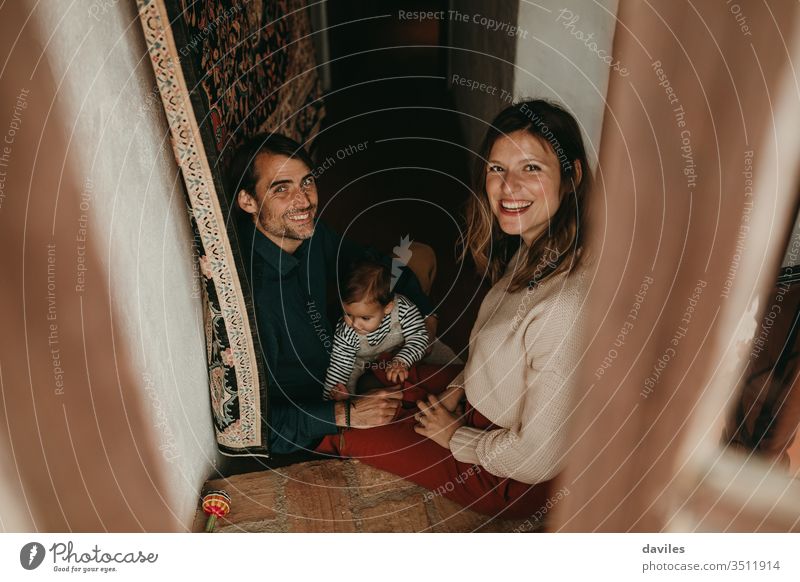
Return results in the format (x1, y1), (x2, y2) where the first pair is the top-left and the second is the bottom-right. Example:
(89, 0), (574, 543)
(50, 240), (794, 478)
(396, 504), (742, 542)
(201, 489), (231, 532)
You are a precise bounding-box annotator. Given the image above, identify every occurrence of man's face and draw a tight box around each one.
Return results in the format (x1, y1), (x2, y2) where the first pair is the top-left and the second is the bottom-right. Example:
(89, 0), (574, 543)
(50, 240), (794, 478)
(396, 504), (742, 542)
(239, 153), (318, 244)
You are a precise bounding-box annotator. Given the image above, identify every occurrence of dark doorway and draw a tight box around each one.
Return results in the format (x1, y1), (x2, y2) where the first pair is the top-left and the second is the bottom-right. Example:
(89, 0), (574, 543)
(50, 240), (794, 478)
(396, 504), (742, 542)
(312, 0), (485, 357)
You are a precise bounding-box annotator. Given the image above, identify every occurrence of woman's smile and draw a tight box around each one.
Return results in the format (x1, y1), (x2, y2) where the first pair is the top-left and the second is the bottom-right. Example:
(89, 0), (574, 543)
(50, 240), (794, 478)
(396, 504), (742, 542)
(498, 199), (534, 215)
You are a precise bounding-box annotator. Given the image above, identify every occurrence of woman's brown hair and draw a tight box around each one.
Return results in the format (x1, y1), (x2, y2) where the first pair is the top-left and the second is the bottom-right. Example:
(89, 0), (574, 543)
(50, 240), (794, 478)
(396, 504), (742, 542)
(462, 100), (591, 292)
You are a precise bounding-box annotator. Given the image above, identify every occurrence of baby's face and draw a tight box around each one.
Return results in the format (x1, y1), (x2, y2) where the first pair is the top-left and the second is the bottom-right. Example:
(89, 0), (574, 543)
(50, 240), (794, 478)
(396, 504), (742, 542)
(342, 299), (393, 335)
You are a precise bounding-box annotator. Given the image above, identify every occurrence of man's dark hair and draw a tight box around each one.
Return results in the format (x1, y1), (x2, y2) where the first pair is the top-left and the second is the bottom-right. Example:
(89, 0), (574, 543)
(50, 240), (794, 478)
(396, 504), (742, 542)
(227, 133), (315, 198)
(340, 257), (393, 306)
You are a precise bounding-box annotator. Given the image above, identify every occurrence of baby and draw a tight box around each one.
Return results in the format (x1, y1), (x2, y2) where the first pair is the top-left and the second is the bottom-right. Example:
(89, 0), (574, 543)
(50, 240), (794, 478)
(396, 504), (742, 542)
(324, 257), (429, 400)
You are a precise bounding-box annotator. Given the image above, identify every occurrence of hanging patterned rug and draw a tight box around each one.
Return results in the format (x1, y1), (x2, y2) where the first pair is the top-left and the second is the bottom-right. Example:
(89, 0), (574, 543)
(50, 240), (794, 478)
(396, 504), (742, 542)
(137, 0), (325, 457)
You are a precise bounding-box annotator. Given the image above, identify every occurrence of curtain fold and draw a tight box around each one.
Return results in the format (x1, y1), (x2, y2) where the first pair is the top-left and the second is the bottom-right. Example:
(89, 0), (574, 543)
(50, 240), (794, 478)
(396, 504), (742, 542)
(555, 0), (800, 531)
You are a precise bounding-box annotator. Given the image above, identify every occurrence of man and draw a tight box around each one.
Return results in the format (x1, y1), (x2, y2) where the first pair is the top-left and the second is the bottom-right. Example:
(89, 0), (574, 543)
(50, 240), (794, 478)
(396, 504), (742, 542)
(228, 133), (439, 455)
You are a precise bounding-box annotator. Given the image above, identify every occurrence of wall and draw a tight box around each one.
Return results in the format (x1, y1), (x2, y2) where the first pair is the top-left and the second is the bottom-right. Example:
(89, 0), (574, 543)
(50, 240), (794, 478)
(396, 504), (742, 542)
(514, 0), (619, 167)
(447, 0), (618, 164)
(32, 0), (218, 529)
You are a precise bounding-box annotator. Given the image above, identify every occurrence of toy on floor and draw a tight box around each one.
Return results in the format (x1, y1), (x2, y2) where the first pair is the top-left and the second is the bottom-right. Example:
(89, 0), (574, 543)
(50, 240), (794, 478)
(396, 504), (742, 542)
(201, 489), (231, 532)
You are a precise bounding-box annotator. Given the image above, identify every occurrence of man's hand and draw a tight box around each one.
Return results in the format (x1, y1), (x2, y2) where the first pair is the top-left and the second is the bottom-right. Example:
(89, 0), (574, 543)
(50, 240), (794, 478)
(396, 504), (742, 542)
(335, 387), (403, 428)
(413, 393), (465, 449)
(385, 359), (409, 384)
(329, 383), (350, 401)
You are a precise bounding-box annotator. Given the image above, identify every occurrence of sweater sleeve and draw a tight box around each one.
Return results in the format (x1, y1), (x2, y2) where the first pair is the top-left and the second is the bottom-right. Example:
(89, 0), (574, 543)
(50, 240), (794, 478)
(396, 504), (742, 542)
(449, 293), (580, 483)
(258, 320), (339, 454)
(448, 370), (465, 388)
(449, 369), (572, 483)
(268, 400), (338, 455)
(392, 295), (429, 367)
(323, 320), (360, 397)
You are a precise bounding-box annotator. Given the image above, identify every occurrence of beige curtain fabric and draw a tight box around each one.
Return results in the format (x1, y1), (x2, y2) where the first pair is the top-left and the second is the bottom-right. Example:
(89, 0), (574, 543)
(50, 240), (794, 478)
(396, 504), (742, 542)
(727, 282), (800, 466)
(555, 1), (800, 531)
(0, 4), (175, 531)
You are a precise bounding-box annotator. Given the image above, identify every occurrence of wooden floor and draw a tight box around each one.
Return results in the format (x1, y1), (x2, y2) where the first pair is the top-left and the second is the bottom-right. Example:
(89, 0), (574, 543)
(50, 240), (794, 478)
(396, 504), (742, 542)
(194, 459), (540, 533)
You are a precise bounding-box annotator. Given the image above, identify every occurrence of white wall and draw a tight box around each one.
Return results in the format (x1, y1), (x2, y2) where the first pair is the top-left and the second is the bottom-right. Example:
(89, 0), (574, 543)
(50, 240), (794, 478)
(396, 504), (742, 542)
(35, 0), (219, 529)
(514, 0), (620, 167)
(448, 0), (618, 165)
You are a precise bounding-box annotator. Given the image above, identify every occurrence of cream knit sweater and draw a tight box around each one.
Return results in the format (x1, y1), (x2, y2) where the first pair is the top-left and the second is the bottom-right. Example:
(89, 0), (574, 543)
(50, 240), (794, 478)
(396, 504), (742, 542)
(448, 245), (589, 484)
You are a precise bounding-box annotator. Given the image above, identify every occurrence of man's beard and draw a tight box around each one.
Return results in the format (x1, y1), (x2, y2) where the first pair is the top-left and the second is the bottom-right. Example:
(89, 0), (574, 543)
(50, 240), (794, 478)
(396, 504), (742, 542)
(258, 205), (316, 241)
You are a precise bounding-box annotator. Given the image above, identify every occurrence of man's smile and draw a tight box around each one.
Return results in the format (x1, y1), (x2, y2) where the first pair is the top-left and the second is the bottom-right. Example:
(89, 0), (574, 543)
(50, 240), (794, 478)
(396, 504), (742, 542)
(285, 207), (315, 224)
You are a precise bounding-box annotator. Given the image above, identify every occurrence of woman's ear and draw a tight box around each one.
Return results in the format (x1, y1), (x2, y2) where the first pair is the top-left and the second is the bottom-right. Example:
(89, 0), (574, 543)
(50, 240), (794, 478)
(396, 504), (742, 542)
(237, 189), (258, 215)
(560, 161), (583, 198)
(571, 159), (583, 191)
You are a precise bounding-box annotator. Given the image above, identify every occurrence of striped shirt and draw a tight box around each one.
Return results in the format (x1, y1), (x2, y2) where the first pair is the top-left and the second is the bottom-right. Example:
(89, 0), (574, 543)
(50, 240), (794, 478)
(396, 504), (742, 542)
(324, 294), (429, 395)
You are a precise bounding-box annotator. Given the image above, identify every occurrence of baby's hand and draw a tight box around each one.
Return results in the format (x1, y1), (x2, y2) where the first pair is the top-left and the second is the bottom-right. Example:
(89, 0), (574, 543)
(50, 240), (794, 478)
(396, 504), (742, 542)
(330, 383), (350, 401)
(385, 359), (409, 384)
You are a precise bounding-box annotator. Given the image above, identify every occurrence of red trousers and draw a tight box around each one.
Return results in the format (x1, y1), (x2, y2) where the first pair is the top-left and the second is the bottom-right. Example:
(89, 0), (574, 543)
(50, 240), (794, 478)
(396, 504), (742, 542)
(316, 363), (553, 519)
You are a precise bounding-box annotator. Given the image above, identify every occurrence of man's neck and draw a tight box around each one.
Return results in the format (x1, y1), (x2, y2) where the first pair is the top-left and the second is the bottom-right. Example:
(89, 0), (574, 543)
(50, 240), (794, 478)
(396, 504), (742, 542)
(255, 222), (303, 255)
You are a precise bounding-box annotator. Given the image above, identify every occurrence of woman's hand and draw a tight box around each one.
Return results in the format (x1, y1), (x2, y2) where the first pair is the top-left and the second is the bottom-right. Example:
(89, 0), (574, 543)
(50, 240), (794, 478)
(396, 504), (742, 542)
(438, 385), (465, 413)
(336, 387), (403, 428)
(413, 394), (465, 449)
(385, 359), (409, 384)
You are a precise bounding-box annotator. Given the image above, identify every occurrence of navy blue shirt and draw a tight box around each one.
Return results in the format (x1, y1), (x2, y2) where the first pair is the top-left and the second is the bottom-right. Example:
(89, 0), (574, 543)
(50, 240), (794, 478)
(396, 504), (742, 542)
(237, 216), (433, 455)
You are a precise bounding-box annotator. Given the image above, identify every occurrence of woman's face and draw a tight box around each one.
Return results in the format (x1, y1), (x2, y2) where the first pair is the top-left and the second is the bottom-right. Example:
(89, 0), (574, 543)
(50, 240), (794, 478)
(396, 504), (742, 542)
(484, 130), (566, 246)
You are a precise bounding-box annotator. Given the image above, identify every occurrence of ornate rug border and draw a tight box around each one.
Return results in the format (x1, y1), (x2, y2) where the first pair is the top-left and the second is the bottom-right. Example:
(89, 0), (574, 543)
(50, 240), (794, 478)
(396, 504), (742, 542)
(137, 0), (266, 453)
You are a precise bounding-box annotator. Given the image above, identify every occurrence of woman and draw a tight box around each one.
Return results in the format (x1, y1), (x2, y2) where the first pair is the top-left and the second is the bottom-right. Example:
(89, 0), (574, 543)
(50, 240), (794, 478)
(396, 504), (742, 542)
(316, 100), (591, 519)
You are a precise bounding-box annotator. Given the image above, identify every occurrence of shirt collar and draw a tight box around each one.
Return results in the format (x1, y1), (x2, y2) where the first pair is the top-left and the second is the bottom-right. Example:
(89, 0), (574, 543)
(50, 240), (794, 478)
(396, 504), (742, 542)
(239, 217), (309, 277)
